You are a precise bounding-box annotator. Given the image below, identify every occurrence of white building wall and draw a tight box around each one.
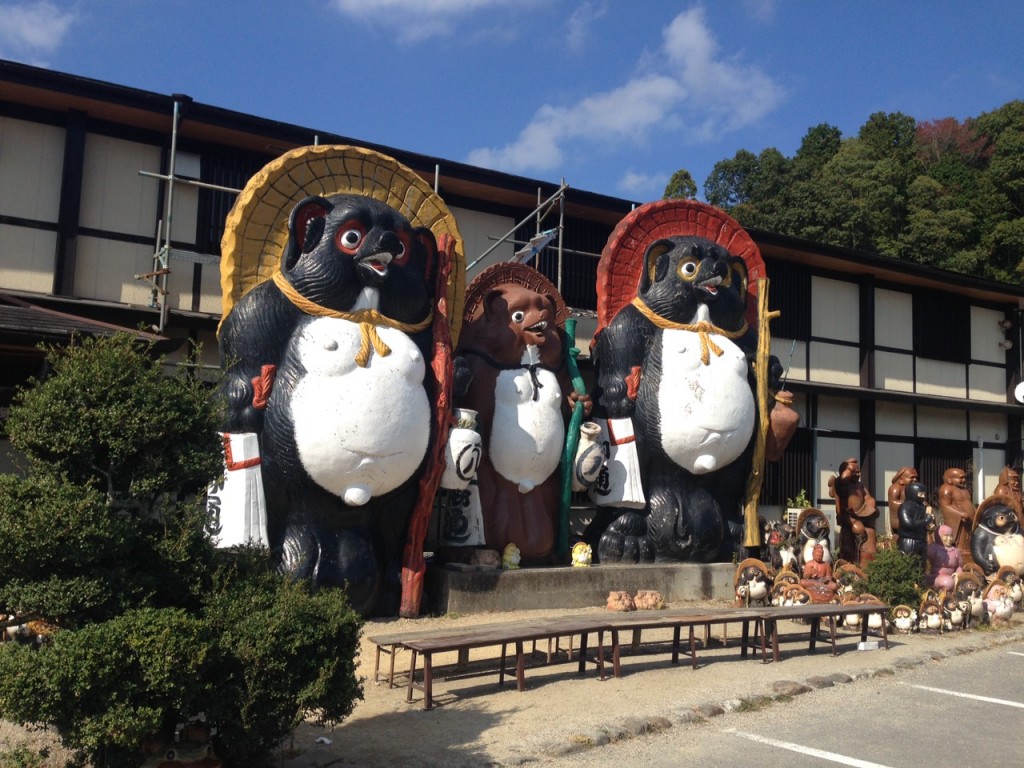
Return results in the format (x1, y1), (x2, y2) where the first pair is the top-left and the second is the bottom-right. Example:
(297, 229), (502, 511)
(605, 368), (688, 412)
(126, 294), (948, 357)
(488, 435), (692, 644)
(812, 276), (859, 342)
(972, 305), (1009, 364)
(80, 134), (162, 237)
(875, 351), (914, 392)
(450, 205), (515, 282)
(0, 116), (64, 222)
(915, 358), (966, 398)
(916, 405), (966, 440)
(874, 288), (913, 349)
(809, 342), (860, 386)
(0, 224), (56, 292)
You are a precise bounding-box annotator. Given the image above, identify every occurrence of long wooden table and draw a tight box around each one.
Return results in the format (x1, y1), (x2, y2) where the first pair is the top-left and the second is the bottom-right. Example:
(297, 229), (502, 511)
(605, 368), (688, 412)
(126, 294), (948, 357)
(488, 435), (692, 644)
(377, 602), (890, 709)
(400, 615), (611, 710)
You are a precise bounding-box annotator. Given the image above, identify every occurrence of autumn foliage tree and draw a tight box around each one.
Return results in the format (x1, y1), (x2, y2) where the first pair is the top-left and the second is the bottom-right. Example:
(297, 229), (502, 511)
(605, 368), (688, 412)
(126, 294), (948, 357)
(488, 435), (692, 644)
(696, 101), (1024, 284)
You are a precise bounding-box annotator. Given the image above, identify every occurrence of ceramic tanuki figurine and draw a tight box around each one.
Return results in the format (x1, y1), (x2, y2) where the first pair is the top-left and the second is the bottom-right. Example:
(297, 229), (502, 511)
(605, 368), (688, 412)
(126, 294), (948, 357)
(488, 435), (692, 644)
(828, 458), (879, 567)
(585, 199), (780, 564)
(938, 468), (976, 564)
(926, 524), (964, 590)
(216, 146), (462, 617)
(897, 481), (935, 565)
(971, 497), (1024, 578)
(886, 466), (918, 538)
(453, 263), (591, 563)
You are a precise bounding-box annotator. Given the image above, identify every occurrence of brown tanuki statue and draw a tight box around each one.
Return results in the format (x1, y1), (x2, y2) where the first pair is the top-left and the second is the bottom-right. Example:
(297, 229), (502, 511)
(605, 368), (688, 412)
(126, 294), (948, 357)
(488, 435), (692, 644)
(993, 465), (1024, 528)
(938, 468), (976, 565)
(453, 264), (583, 563)
(886, 466), (918, 538)
(828, 457), (879, 566)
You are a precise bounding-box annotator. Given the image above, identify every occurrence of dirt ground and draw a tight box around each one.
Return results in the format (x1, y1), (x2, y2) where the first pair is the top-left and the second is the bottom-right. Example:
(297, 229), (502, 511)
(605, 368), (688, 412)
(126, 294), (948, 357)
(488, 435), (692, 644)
(3, 601), (1021, 767)
(276, 601), (1024, 768)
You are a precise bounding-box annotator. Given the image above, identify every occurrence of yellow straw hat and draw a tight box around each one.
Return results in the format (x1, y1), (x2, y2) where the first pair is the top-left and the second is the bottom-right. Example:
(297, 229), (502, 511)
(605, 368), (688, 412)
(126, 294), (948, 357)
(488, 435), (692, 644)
(219, 144), (465, 341)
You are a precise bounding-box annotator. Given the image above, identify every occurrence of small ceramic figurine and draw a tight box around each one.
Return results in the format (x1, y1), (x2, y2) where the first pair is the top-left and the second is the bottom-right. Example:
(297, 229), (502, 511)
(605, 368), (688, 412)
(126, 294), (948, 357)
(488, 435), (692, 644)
(501, 542), (522, 570)
(891, 604), (917, 634)
(926, 524), (964, 590)
(941, 593), (967, 631)
(734, 558), (771, 607)
(983, 580), (1015, 625)
(571, 541), (593, 567)
(797, 509), (832, 568)
(918, 597), (943, 633)
(800, 543), (840, 603)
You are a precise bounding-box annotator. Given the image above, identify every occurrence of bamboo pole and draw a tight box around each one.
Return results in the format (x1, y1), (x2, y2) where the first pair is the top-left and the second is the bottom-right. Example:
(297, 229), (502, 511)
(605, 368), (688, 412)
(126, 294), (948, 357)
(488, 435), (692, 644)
(743, 278), (780, 548)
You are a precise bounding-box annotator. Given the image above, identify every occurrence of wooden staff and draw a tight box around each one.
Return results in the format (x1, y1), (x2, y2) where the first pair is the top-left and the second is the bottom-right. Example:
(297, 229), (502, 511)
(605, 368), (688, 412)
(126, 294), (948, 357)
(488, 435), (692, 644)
(743, 278), (780, 548)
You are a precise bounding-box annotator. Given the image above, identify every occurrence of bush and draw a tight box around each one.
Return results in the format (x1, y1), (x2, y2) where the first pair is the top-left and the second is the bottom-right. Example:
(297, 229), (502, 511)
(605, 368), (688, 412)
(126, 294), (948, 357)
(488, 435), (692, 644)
(0, 335), (364, 767)
(860, 546), (925, 611)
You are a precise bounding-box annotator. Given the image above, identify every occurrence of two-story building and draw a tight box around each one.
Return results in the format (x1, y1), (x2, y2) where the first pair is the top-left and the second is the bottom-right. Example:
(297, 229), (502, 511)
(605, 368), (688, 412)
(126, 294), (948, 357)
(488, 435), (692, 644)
(1, 58), (1021, 532)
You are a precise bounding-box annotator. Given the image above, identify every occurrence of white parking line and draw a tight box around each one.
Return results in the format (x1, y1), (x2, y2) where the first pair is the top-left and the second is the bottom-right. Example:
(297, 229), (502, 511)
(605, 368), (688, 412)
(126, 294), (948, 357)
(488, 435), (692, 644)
(728, 730), (894, 767)
(899, 682), (1024, 708)
(1007, 651), (1024, 657)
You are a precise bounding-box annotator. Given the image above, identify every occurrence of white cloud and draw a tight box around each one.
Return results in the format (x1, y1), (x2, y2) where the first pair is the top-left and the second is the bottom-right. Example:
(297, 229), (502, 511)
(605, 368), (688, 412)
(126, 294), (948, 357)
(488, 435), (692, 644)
(0, 1), (77, 59)
(467, 7), (785, 175)
(565, 0), (608, 54)
(617, 170), (668, 197)
(330, 0), (524, 42)
(741, 0), (779, 24)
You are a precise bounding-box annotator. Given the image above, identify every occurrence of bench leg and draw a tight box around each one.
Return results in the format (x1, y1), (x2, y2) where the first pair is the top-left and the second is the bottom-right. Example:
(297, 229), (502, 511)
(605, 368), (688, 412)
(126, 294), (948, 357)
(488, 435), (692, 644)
(740, 620), (750, 659)
(422, 654), (434, 710)
(577, 632), (589, 675)
(828, 616), (838, 656)
(499, 643), (507, 686)
(516, 640), (526, 691)
(611, 629), (621, 678)
(671, 626), (681, 665)
(689, 624), (698, 670)
(808, 617), (819, 653)
(406, 650), (419, 704)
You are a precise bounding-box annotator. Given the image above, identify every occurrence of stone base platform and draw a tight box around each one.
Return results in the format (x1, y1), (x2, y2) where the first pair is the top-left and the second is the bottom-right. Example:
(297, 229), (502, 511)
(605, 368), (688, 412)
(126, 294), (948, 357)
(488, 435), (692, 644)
(424, 561), (735, 615)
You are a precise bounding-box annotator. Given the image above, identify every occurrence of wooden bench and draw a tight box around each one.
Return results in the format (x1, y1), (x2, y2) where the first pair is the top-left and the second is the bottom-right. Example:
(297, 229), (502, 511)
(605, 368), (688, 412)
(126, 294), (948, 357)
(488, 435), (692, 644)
(403, 615), (612, 710)
(604, 607), (770, 676)
(757, 603), (890, 662)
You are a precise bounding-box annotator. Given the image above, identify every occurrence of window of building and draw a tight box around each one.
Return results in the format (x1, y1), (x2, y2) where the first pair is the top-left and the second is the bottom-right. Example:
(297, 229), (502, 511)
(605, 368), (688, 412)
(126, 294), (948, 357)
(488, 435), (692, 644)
(913, 290), (969, 363)
(763, 259), (810, 341)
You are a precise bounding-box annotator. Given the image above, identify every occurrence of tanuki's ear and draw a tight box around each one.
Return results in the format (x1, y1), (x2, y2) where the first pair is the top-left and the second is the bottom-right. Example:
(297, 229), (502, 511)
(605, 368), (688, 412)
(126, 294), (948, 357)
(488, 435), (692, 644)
(640, 240), (673, 293)
(283, 196), (333, 271)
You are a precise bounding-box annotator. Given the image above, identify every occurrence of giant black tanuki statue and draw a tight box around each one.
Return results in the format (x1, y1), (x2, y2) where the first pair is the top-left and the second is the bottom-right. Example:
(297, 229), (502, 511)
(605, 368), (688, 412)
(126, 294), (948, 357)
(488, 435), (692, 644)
(215, 145), (464, 617)
(585, 199), (782, 564)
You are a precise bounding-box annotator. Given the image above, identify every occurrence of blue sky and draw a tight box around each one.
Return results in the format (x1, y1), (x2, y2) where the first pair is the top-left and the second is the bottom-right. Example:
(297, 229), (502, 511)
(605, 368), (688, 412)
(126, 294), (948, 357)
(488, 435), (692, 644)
(1, 1), (1022, 203)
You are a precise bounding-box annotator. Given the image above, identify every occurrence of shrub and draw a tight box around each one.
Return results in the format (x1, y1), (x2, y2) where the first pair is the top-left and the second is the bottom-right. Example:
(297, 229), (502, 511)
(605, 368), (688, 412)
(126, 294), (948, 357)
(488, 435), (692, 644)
(859, 546), (925, 611)
(0, 335), (364, 767)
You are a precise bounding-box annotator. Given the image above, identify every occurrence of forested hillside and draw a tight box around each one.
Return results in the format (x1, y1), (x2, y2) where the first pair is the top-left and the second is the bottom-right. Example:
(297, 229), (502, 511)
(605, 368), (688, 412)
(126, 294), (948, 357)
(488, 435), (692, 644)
(668, 101), (1024, 284)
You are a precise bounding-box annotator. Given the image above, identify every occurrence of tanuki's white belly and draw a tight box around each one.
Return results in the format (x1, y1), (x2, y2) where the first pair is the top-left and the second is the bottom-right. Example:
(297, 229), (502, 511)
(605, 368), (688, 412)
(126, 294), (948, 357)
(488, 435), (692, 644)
(656, 328), (755, 474)
(490, 366), (564, 493)
(289, 317), (430, 505)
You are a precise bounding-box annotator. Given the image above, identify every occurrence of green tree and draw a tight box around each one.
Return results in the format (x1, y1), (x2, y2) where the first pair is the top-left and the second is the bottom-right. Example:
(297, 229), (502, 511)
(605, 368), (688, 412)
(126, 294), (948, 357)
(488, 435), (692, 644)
(663, 168), (697, 199)
(0, 334), (363, 768)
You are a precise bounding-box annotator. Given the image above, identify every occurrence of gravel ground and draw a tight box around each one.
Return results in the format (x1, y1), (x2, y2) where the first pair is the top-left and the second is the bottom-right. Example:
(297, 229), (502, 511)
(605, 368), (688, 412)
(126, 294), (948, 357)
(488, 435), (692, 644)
(276, 602), (1024, 768)
(4, 602), (1021, 767)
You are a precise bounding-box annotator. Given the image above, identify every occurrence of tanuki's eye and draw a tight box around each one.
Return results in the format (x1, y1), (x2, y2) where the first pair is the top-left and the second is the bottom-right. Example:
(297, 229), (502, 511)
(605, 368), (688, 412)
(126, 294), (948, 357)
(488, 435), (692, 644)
(334, 221), (366, 253)
(511, 310), (526, 323)
(677, 259), (699, 280)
